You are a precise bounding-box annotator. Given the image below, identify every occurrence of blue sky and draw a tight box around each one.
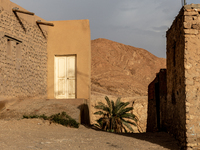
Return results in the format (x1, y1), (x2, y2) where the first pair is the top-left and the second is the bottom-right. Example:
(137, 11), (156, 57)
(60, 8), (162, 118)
(10, 0), (200, 58)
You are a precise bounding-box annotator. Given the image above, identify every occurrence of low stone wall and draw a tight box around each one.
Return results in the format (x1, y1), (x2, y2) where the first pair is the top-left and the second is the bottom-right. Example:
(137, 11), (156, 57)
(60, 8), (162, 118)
(0, 99), (87, 123)
(90, 92), (147, 132)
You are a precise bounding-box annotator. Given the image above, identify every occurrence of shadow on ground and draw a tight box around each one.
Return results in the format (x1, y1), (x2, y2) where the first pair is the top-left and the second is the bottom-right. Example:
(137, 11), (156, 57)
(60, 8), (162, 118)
(121, 132), (180, 150)
(91, 127), (180, 150)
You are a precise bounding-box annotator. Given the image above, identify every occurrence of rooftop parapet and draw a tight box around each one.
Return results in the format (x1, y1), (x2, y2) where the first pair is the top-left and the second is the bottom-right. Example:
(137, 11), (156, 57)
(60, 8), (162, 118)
(184, 3), (200, 10)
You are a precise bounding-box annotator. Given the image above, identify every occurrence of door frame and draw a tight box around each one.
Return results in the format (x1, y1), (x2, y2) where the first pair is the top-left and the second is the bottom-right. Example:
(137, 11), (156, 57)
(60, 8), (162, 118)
(54, 54), (77, 99)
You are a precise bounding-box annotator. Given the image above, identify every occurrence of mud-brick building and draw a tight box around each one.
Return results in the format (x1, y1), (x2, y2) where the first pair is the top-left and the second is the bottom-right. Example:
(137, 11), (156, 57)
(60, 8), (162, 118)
(148, 4), (200, 149)
(0, 1), (49, 99)
(0, 0), (91, 122)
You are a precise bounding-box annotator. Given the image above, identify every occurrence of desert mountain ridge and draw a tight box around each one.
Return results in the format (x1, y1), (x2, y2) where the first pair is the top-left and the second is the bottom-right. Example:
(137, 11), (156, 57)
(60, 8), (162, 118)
(91, 38), (166, 97)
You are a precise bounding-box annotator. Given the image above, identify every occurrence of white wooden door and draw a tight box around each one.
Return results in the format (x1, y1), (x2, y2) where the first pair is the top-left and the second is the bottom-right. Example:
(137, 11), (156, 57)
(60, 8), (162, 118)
(55, 56), (76, 99)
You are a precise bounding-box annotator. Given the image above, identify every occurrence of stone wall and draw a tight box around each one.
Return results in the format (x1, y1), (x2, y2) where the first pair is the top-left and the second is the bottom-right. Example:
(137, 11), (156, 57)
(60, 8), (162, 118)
(147, 77), (157, 132)
(166, 4), (200, 149)
(0, 2), (48, 100)
(147, 4), (200, 149)
(166, 7), (186, 146)
(182, 4), (200, 149)
(91, 92), (147, 133)
(147, 69), (166, 132)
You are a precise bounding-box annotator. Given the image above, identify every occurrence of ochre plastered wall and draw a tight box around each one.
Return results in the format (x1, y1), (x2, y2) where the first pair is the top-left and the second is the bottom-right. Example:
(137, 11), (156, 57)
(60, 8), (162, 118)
(0, 0), (48, 100)
(47, 20), (91, 101)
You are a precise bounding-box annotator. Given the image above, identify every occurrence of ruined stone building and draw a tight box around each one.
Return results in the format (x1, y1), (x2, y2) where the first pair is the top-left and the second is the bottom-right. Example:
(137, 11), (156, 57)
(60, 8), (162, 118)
(147, 69), (166, 132)
(147, 4), (200, 149)
(0, 0), (91, 123)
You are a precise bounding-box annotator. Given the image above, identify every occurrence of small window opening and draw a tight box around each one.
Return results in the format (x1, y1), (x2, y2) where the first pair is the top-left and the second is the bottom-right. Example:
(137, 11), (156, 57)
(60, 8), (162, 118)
(7, 39), (12, 56)
(172, 91), (176, 105)
(16, 42), (21, 59)
(16, 42), (22, 71)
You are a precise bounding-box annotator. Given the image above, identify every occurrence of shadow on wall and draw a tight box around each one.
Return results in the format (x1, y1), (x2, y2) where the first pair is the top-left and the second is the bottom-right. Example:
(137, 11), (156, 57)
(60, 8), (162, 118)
(0, 101), (6, 110)
(78, 104), (90, 125)
(147, 69), (167, 132)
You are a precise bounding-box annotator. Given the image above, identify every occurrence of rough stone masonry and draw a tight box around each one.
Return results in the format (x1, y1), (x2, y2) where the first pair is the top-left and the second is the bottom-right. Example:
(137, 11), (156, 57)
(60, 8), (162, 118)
(0, 5), (48, 100)
(163, 4), (200, 150)
(148, 3), (200, 150)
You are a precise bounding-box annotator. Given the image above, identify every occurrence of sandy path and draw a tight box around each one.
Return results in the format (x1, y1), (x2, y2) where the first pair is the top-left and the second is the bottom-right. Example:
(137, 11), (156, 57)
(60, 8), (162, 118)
(0, 119), (179, 150)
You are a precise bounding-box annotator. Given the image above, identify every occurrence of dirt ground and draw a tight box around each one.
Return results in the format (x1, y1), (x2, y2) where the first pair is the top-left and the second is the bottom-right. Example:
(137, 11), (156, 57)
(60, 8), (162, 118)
(0, 98), (180, 149)
(0, 118), (180, 150)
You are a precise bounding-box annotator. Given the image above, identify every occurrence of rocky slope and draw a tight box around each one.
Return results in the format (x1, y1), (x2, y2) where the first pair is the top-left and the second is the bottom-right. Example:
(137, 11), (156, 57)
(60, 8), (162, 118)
(91, 38), (166, 97)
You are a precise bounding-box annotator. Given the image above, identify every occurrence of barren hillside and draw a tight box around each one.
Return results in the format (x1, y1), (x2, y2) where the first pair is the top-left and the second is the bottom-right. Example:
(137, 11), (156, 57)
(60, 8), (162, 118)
(91, 38), (166, 97)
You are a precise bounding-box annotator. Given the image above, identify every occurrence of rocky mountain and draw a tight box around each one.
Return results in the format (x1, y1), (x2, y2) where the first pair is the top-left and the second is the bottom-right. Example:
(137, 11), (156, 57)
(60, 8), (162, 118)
(91, 38), (166, 97)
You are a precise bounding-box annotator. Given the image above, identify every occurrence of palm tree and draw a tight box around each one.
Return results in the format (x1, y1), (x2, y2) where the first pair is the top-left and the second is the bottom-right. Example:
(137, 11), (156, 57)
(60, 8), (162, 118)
(94, 96), (138, 133)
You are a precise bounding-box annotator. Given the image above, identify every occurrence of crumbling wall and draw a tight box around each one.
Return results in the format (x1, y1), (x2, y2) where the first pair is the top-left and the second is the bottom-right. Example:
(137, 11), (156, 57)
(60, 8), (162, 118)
(147, 77), (157, 132)
(166, 7), (186, 148)
(0, 1), (48, 100)
(182, 5), (200, 149)
(147, 69), (166, 132)
(159, 69), (167, 131)
(166, 4), (200, 149)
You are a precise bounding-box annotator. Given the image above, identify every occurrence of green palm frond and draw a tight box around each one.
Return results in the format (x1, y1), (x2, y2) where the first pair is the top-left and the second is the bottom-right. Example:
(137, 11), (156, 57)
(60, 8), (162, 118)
(121, 120), (134, 132)
(93, 96), (138, 133)
(118, 107), (133, 116)
(95, 102), (107, 108)
(115, 97), (121, 108)
(122, 118), (137, 127)
(105, 96), (111, 108)
(96, 117), (103, 123)
(111, 100), (115, 114)
(123, 126), (128, 133)
(94, 102), (110, 113)
(94, 111), (105, 115)
(117, 102), (130, 113)
(121, 113), (138, 122)
(113, 100), (124, 114)
(95, 118), (103, 127)
(94, 123), (101, 128)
